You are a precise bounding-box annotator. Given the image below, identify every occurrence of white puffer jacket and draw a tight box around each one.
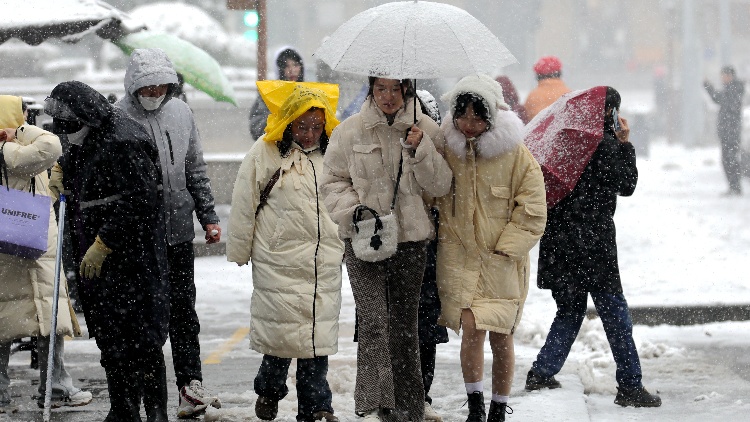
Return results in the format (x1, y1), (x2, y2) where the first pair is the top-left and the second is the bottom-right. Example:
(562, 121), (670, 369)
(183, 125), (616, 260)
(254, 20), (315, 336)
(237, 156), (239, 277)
(321, 98), (452, 242)
(0, 109), (78, 341)
(227, 138), (344, 358)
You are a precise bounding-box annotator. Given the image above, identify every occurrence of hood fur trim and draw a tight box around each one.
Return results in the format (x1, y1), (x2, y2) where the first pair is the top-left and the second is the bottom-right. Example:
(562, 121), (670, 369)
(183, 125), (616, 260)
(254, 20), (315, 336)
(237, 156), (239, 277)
(442, 109), (524, 159)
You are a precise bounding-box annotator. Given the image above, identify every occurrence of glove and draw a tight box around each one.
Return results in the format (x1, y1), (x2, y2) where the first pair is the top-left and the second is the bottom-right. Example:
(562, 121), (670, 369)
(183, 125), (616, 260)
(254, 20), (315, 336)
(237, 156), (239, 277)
(48, 162), (65, 201)
(80, 236), (113, 279)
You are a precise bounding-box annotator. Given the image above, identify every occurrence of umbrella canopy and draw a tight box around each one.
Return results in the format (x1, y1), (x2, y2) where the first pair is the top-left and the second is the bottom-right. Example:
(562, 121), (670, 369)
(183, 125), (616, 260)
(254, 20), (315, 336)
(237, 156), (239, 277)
(313, 0), (517, 79)
(0, 0), (143, 46)
(523, 86), (607, 208)
(114, 31), (237, 106)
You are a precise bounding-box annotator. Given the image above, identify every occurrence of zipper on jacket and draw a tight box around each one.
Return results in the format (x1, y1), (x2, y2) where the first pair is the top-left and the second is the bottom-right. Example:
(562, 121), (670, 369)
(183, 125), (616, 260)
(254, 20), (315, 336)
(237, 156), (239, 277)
(511, 266), (527, 335)
(310, 158), (321, 357)
(451, 176), (456, 217)
(165, 130), (175, 165)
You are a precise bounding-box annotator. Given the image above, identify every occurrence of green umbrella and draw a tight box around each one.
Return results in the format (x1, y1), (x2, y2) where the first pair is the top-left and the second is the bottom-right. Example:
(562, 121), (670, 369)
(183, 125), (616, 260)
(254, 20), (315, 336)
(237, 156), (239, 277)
(114, 30), (237, 106)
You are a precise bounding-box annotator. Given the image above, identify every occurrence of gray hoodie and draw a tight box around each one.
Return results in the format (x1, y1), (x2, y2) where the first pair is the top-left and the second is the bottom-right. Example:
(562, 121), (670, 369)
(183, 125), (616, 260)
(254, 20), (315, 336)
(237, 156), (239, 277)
(116, 48), (218, 246)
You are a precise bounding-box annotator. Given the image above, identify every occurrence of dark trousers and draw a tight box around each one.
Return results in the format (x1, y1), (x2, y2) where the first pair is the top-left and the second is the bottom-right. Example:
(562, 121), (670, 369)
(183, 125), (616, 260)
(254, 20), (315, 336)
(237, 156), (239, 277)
(254, 354), (333, 421)
(420, 343), (436, 404)
(168, 241), (202, 388)
(345, 240), (426, 422)
(720, 136), (742, 193)
(531, 288), (643, 388)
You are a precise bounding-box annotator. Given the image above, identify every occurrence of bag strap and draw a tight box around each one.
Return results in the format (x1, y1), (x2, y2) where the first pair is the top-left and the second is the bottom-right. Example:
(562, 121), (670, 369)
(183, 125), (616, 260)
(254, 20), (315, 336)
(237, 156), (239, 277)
(0, 141), (9, 191)
(0, 140), (37, 195)
(352, 204), (383, 234)
(391, 153), (404, 211)
(255, 167), (281, 217)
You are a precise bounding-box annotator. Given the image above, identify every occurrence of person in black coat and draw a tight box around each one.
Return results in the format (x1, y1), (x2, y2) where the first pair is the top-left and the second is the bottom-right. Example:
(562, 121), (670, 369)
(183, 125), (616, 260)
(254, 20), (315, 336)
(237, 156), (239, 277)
(44, 81), (170, 422)
(704, 66), (745, 195)
(524, 87), (662, 409)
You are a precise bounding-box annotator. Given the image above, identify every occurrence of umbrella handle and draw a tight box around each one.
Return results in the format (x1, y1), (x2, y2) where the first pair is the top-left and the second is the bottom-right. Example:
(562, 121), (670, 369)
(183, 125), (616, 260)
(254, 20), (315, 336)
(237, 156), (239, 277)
(43, 195), (66, 422)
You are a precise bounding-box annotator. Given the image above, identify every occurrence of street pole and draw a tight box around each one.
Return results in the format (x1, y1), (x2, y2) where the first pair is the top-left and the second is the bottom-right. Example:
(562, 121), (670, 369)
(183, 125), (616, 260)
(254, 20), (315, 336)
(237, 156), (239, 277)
(257, 0), (267, 81)
(680, 0), (701, 147)
(719, 0), (731, 66)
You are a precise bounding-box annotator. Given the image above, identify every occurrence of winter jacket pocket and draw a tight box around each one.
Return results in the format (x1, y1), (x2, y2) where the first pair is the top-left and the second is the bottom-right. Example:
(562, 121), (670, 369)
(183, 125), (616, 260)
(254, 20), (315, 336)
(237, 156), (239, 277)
(351, 143), (384, 179)
(480, 252), (521, 300)
(169, 188), (196, 244)
(487, 186), (512, 219)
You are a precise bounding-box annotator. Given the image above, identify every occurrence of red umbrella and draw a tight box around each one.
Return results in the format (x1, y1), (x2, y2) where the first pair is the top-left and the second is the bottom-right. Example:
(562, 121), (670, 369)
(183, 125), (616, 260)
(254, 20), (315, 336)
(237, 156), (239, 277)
(523, 86), (607, 207)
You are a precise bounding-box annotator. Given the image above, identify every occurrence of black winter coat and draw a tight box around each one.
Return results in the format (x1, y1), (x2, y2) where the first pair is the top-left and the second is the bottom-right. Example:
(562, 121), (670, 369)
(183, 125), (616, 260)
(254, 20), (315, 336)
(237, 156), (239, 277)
(53, 82), (169, 349)
(705, 79), (745, 142)
(537, 131), (637, 293)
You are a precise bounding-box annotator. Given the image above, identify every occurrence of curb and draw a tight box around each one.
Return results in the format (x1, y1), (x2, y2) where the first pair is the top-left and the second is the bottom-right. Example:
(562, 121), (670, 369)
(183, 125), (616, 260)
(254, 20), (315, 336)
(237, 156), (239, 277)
(587, 304), (750, 326)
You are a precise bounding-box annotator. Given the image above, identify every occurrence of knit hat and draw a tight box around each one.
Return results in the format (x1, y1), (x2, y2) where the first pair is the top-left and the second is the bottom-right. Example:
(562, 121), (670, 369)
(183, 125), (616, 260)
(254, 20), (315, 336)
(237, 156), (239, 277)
(256, 80), (340, 142)
(441, 74), (509, 127)
(533, 55), (563, 75)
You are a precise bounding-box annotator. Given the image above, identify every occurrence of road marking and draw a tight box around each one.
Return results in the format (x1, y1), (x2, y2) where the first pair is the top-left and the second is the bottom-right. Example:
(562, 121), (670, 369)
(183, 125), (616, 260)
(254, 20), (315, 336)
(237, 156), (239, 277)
(203, 327), (250, 365)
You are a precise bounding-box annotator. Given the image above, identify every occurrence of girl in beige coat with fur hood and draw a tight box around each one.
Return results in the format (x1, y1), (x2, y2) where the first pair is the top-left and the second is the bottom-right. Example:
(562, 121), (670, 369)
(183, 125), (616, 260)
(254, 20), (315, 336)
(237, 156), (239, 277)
(435, 75), (547, 422)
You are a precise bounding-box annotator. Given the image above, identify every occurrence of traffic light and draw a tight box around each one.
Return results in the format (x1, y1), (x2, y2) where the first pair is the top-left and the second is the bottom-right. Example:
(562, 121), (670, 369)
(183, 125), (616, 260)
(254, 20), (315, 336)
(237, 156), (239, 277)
(243, 9), (260, 41)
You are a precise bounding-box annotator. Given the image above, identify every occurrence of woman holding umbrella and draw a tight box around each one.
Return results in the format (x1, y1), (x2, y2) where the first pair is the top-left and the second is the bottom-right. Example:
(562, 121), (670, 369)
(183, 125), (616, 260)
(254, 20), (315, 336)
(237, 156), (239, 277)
(321, 77), (451, 421)
(435, 74), (547, 422)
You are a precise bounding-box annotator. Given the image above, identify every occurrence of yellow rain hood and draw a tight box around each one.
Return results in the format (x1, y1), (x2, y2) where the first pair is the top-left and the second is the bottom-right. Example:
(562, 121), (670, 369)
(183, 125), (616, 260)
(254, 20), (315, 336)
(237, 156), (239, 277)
(256, 80), (340, 143)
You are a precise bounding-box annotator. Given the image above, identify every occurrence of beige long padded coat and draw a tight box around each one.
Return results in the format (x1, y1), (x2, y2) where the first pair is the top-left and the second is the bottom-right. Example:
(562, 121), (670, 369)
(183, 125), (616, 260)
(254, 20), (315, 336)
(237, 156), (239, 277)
(227, 138), (344, 358)
(321, 98), (452, 242)
(436, 110), (547, 335)
(0, 97), (78, 342)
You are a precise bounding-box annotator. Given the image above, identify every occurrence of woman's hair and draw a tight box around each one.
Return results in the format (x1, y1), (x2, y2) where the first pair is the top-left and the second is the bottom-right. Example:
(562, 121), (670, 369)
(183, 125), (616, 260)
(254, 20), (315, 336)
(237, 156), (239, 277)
(605, 86), (621, 111)
(453, 92), (491, 127)
(277, 108), (329, 157)
(604, 86), (621, 132)
(366, 77), (414, 100)
(277, 48), (304, 81)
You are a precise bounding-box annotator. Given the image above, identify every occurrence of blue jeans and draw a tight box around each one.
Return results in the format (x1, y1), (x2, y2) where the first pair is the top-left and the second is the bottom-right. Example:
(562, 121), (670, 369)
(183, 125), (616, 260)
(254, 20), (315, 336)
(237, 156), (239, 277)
(254, 354), (333, 421)
(531, 288), (643, 388)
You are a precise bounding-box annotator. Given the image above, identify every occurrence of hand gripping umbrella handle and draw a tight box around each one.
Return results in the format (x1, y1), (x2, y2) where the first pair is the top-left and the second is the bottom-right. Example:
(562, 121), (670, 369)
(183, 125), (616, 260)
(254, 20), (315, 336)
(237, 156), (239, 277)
(43, 195), (66, 422)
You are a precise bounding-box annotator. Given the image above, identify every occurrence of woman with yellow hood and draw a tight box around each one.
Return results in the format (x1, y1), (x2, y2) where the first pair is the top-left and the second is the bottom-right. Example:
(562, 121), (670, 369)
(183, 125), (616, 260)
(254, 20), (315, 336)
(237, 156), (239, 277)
(227, 82), (344, 422)
(0, 95), (92, 411)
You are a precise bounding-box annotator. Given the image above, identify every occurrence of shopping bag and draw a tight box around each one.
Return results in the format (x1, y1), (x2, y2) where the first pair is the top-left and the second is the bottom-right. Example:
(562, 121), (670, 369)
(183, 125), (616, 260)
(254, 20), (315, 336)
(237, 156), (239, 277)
(0, 185), (50, 259)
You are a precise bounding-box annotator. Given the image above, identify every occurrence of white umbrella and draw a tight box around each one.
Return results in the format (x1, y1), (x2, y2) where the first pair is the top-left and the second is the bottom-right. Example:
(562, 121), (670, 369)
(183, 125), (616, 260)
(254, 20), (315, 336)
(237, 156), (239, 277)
(313, 0), (517, 79)
(0, 0), (143, 46)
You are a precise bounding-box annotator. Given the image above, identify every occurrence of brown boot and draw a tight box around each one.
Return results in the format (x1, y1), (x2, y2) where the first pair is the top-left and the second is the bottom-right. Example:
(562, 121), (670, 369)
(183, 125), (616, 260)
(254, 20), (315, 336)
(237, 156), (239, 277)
(312, 410), (339, 421)
(255, 396), (279, 420)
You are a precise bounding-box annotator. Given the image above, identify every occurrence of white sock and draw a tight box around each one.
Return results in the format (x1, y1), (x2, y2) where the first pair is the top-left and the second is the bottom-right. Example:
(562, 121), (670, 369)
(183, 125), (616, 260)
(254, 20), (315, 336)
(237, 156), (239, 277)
(465, 381), (484, 394)
(492, 394), (509, 403)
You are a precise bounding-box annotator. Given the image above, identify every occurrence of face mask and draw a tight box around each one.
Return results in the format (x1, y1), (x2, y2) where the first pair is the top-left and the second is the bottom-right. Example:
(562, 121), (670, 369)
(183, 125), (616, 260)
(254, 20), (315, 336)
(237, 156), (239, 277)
(138, 94), (166, 111)
(66, 126), (90, 146)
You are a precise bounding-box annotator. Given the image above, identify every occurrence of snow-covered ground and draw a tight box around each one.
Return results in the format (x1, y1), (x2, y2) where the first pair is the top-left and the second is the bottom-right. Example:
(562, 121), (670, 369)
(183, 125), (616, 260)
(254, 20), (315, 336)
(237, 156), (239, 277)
(191, 140), (750, 421)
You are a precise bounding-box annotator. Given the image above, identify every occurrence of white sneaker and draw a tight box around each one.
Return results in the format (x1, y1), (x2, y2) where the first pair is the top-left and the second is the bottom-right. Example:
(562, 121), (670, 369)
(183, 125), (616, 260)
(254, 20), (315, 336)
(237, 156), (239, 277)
(37, 389), (93, 409)
(424, 401), (443, 421)
(362, 409), (382, 421)
(176, 380), (221, 419)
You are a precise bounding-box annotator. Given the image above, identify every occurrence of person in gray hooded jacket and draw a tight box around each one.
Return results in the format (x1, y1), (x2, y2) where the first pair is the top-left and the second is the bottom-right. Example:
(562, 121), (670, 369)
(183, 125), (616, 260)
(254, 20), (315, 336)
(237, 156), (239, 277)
(116, 48), (222, 419)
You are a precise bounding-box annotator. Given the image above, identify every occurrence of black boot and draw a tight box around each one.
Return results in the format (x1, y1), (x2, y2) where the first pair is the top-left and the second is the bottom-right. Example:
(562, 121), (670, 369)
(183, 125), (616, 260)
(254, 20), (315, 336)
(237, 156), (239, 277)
(487, 401), (513, 422)
(466, 392), (486, 422)
(103, 365), (142, 422)
(141, 352), (169, 422)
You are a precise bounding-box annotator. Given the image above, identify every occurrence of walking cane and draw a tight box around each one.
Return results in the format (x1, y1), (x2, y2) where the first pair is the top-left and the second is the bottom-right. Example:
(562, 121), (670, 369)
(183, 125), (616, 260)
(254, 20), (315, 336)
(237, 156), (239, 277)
(43, 194), (66, 422)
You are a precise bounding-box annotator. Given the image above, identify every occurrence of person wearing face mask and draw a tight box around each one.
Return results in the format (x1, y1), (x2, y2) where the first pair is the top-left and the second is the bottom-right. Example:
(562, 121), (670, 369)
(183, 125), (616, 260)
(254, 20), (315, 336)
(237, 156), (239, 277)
(227, 81), (343, 422)
(0, 95), (92, 413)
(115, 48), (222, 419)
(44, 80), (170, 422)
(249, 47), (305, 141)
(321, 77), (451, 422)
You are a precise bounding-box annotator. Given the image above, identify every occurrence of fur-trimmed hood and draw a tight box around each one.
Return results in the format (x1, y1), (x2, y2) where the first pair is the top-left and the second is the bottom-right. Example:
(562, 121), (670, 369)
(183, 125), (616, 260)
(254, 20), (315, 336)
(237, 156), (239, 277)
(441, 109), (524, 159)
(442, 74), (509, 128)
